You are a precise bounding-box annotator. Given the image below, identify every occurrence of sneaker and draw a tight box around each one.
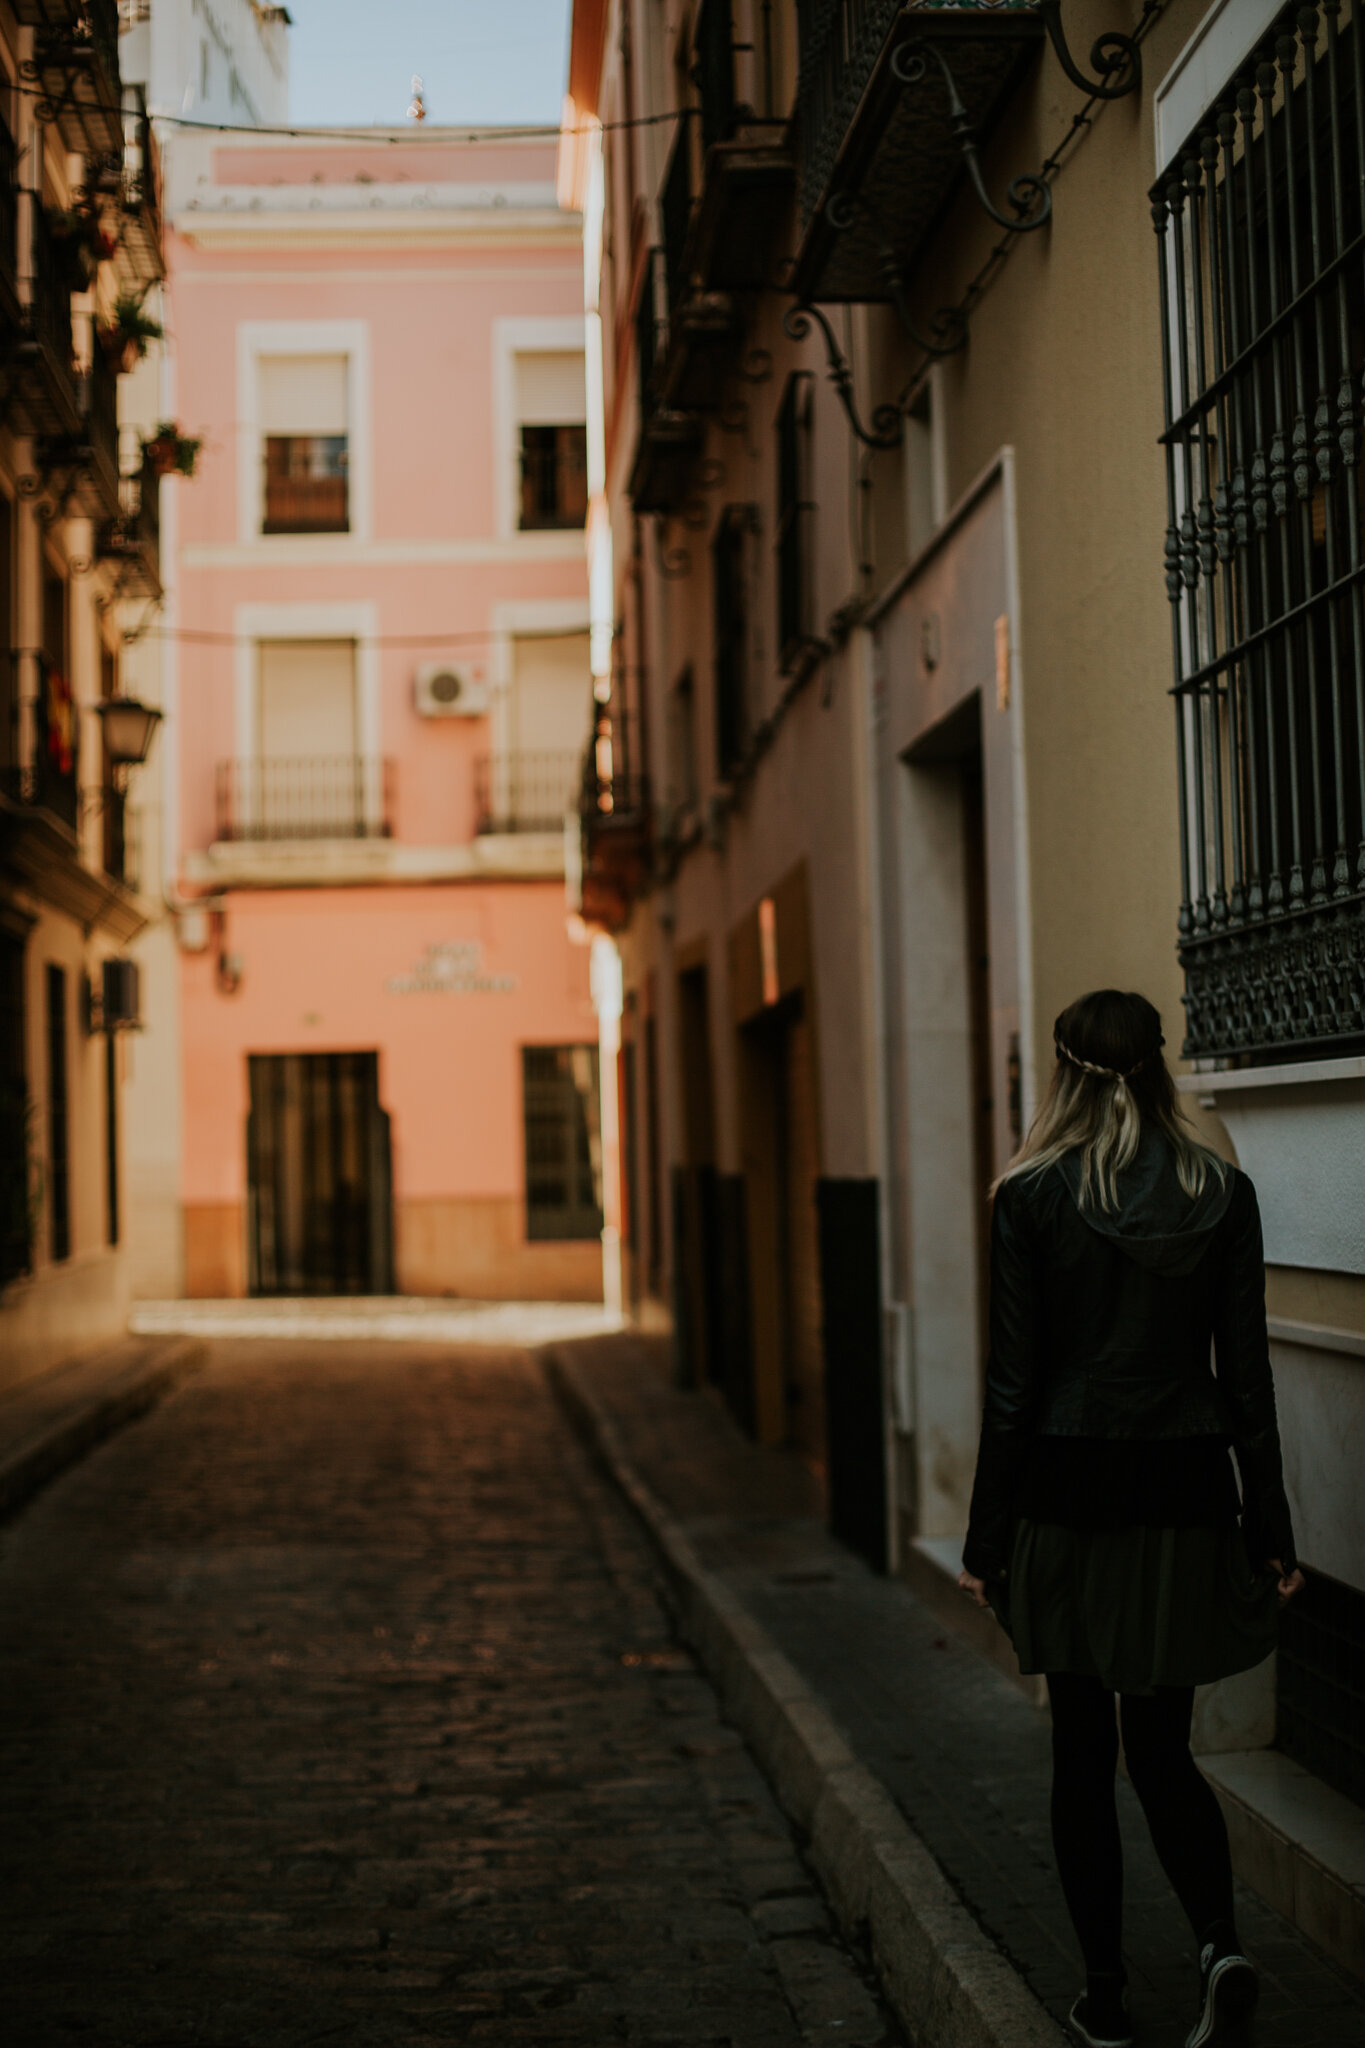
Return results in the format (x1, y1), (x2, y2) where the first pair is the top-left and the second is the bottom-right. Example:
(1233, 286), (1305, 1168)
(1184, 1942), (1259, 2048)
(1069, 1985), (1134, 2048)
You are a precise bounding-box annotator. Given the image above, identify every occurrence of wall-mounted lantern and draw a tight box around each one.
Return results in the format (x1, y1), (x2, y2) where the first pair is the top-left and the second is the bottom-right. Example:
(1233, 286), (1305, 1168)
(95, 696), (163, 768)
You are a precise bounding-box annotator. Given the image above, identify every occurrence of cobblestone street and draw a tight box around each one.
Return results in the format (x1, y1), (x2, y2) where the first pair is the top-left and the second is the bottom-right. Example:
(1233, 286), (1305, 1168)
(0, 1343), (899, 2048)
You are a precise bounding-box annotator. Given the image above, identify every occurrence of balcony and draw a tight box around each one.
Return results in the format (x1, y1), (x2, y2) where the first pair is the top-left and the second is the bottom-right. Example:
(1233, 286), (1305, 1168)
(98, 456), (160, 597)
(474, 751), (580, 836)
(214, 757), (393, 843)
(681, 0), (795, 296)
(791, 0), (1044, 303)
(13, 202), (81, 441)
(28, 0), (124, 156)
(111, 86), (165, 290)
(629, 248), (703, 515)
(579, 712), (651, 931)
(0, 102), (20, 340)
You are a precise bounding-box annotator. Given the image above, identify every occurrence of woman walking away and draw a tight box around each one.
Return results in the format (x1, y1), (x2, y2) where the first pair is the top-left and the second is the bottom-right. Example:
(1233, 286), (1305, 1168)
(958, 990), (1303, 2048)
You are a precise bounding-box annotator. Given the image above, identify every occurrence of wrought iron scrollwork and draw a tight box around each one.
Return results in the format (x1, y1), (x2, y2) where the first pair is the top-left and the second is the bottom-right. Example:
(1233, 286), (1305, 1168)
(892, 41), (1052, 234)
(782, 303), (901, 450)
(1035, 0), (1142, 103)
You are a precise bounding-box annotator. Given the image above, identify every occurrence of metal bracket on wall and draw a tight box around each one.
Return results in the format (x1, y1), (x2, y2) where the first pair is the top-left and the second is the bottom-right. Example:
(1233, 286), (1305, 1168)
(782, 303), (902, 451)
(890, 40), (1053, 235)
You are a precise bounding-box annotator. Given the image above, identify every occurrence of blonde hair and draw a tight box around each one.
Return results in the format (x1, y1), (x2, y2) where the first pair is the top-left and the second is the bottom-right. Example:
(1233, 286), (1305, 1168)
(996, 989), (1226, 1214)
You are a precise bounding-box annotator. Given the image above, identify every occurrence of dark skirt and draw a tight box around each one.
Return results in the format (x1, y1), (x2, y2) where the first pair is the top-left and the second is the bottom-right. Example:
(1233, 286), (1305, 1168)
(992, 1518), (1279, 1694)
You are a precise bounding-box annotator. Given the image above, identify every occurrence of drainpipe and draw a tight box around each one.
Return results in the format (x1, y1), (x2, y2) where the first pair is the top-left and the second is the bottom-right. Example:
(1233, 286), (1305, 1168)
(591, 932), (624, 1323)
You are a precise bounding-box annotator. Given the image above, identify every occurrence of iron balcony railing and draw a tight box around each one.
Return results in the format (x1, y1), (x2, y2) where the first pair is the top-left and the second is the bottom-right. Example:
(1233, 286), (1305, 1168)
(99, 456), (160, 592)
(661, 112), (696, 325)
(0, 96), (18, 325)
(30, 0), (124, 155)
(474, 750), (581, 835)
(25, 201), (78, 420)
(114, 84), (165, 287)
(215, 757), (393, 842)
(82, 337), (119, 516)
(1154, 0), (1365, 1060)
(636, 246), (662, 428)
(582, 709), (650, 822)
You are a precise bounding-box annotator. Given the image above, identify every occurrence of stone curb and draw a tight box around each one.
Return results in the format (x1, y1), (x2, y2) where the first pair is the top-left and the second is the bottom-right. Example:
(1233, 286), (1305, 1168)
(0, 1336), (208, 1523)
(546, 1347), (1068, 2048)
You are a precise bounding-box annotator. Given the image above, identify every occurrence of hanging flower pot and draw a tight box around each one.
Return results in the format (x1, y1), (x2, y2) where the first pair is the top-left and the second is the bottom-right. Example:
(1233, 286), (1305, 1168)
(142, 422), (202, 479)
(97, 291), (164, 375)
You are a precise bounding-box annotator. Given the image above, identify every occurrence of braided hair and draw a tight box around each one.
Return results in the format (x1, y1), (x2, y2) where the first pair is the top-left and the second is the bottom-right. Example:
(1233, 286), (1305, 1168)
(997, 989), (1224, 1212)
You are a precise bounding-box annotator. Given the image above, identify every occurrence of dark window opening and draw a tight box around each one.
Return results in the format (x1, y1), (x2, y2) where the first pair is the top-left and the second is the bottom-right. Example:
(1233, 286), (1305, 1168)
(713, 504), (752, 777)
(0, 931), (28, 1284)
(519, 423), (588, 529)
(522, 1044), (603, 1241)
(776, 374), (815, 671)
(105, 1030), (118, 1247)
(263, 434), (349, 534)
(45, 963), (69, 1263)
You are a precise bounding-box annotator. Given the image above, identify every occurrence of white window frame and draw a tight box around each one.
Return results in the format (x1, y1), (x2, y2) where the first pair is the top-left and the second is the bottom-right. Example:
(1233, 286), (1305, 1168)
(489, 596), (591, 759)
(233, 601), (381, 834)
(236, 320), (372, 546)
(1153, 0), (1283, 173)
(492, 316), (588, 540)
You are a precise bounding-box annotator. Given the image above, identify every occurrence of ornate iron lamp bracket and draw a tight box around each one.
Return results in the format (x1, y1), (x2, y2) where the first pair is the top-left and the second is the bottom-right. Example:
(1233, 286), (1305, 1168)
(824, 190), (968, 358)
(782, 303), (902, 450)
(891, 41), (1051, 234)
(1035, 0), (1142, 101)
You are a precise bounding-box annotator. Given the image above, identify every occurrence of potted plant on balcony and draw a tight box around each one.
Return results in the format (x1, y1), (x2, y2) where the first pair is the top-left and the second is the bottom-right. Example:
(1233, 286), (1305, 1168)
(141, 421), (202, 479)
(98, 291), (163, 374)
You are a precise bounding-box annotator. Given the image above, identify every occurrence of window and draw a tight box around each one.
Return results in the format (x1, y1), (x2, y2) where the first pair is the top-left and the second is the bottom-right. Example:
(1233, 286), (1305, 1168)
(776, 374), (814, 670)
(260, 356), (348, 534)
(519, 424), (588, 529)
(713, 504), (752, 776)
(0, 930), (27, 1284)
(668, 664), (698, 817)
(227, 639), (376, 840)
(45, 963), (69, 1262)
(903, 373), (941, 559)
(522, 1045), (603, 1240)
(105, 1032), (118, 1248)
(1155, 1), (1365, 1059)
(514, 351), (587, 531)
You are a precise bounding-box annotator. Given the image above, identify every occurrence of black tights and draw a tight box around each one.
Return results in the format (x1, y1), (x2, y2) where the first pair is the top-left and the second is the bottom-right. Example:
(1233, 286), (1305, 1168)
(1047, 1673), (1236, 1979)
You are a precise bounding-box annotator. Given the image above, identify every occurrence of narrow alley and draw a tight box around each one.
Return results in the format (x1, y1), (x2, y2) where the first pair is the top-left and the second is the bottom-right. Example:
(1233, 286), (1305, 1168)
(0, 1342), (898, 2048)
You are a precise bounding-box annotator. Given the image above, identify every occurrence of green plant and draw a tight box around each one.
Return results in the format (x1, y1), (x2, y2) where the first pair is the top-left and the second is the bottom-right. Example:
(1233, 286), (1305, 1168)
(99, 291), (163, 368)
(142, 421), (203, 479)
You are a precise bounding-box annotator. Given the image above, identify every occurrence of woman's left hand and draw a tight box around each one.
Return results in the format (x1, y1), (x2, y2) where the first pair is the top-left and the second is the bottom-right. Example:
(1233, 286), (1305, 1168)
(958, 1569), (990, 1610)
(1269, 1559), (1305, 1606)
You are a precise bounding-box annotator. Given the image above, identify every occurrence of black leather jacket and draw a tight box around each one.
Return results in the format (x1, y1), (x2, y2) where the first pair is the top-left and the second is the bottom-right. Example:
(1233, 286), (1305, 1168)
(963, 1131), (1296, 1580)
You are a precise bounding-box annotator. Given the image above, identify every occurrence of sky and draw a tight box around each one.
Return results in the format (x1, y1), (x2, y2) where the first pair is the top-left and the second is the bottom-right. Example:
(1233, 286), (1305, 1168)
(283, 0), (572, 129)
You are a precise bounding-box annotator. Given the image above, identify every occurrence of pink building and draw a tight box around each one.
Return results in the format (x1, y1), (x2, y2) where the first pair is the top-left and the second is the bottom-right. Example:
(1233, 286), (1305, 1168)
(165, 130), (601, 1300)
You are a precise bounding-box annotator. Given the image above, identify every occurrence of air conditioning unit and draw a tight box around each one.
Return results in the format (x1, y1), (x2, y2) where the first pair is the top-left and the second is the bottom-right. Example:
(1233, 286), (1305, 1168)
(414, 663), (488, 718)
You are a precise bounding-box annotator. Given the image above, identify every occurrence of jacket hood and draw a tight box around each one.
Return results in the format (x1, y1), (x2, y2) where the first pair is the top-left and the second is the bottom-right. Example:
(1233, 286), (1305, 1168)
(1057, 1125), (1235, 1275)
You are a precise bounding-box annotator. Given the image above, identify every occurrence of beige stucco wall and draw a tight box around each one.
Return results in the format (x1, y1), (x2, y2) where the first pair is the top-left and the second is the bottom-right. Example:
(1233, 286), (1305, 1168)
(866, 0), (1202, 1100)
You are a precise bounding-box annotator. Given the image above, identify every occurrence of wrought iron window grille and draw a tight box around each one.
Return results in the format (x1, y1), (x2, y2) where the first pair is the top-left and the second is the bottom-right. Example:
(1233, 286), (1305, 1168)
(1155, 0), (1365, 1060)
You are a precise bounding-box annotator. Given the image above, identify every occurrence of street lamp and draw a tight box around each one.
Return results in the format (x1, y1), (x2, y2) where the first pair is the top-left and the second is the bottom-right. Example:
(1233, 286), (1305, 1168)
(95, 696), (162, 768)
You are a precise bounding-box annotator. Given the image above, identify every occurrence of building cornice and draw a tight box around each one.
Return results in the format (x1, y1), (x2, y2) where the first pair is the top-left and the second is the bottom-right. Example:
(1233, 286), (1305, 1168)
(174, 207), (581, 252)
(183, 834), (567, 891)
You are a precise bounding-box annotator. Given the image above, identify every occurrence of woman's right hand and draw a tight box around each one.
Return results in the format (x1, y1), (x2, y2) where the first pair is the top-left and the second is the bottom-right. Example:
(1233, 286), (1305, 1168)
(1269, 1559), (1304, 1605)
